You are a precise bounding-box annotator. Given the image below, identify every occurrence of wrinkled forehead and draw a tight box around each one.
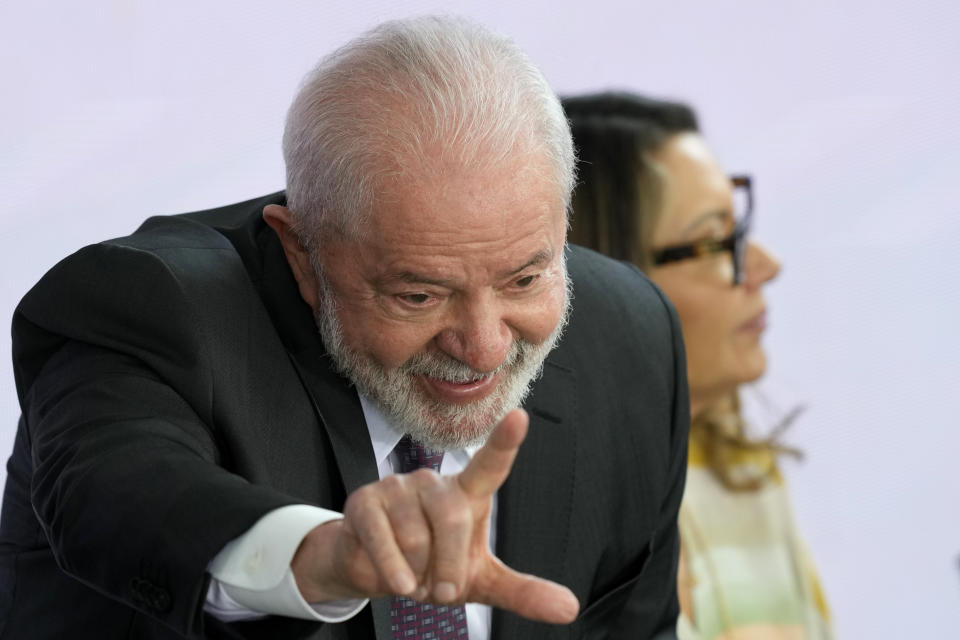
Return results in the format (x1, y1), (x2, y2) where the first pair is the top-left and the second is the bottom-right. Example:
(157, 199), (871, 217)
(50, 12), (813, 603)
(356, 145), (568, 239)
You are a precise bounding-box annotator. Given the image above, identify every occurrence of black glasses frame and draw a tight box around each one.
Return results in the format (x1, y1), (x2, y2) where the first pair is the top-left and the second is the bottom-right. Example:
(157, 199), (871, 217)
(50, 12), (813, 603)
(650, 175), (754, 285)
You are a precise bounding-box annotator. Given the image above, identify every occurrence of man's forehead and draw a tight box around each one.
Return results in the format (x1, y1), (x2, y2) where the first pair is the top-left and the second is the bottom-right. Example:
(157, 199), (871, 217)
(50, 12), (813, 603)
(310, 143), (568, 261)
(382, 151), (566, 211)
(339, 184), (566, 290)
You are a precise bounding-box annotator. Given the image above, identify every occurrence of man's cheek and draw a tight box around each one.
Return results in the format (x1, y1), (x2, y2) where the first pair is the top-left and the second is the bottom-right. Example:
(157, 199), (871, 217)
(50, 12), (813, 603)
(365, 339), (424, 373)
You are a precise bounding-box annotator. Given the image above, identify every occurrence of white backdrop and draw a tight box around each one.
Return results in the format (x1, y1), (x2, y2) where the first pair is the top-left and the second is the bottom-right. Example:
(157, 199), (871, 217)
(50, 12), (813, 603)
(2, 2), (958, 637)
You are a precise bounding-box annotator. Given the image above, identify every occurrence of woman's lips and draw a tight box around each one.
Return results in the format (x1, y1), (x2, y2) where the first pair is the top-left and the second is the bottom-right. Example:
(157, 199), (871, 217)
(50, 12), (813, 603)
(740, 310), (768, 332)
(418, 372), (499, 405)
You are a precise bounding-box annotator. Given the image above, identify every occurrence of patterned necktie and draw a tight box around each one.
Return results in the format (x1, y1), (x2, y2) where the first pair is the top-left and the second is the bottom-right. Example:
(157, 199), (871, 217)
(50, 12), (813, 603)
(389, 435), (470, 639)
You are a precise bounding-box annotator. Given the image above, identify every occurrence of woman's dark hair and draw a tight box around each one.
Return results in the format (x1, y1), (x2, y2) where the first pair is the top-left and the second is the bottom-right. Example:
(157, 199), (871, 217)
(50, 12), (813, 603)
(563, 92), (699, 268)
(564, 91), (800, 491)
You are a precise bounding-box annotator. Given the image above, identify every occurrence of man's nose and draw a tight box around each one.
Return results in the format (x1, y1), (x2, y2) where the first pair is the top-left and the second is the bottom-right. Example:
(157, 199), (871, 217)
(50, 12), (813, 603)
(434, 295), (513, 374)
(742, 240), (781, 290)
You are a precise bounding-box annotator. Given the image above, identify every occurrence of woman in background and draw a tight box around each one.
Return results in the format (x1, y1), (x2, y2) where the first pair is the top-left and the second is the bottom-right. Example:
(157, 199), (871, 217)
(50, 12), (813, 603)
(562, 92), (832, 640)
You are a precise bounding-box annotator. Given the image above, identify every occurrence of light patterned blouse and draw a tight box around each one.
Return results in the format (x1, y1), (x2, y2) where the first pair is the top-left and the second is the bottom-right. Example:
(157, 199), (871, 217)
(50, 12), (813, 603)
(676, 428), (833, 640)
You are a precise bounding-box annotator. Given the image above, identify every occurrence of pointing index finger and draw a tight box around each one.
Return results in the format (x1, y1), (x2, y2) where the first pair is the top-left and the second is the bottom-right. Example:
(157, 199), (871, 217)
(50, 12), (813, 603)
(458, 408), (528, 498)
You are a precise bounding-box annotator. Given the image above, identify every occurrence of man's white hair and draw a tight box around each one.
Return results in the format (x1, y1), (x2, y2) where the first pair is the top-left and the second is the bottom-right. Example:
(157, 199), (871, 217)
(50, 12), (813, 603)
(282, 15), (575, 247)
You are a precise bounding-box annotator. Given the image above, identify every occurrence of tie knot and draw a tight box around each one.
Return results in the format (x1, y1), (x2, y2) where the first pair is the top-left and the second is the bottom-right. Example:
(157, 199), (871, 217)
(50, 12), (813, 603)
(395, 435), (444, 472)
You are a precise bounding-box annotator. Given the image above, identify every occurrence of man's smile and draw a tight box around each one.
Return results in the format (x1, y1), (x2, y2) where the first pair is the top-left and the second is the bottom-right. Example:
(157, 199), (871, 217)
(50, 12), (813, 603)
(417, 371), (501, 405)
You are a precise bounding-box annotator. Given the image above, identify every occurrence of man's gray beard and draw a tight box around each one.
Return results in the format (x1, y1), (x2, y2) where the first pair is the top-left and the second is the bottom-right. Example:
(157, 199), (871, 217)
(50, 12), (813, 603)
(312, 265), (572, 451)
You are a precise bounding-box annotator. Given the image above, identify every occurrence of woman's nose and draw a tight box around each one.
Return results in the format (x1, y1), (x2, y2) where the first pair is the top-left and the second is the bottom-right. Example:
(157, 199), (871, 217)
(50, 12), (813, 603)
(742, 240), (781, 289)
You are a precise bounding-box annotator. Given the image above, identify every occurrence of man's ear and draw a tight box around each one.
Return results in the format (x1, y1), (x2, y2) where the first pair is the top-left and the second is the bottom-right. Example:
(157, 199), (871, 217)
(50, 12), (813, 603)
(263, 204), (320, 310)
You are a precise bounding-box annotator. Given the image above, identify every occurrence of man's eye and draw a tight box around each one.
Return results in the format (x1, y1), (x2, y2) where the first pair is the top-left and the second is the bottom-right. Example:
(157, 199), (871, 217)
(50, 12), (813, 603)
(399, 293), (431, 305)
(515, 275), (538, 288)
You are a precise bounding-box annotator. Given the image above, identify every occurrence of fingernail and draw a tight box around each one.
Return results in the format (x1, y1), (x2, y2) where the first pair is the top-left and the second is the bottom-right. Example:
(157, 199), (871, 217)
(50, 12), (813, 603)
(393, 572), (416, 595)
(433, 581), (457, 603)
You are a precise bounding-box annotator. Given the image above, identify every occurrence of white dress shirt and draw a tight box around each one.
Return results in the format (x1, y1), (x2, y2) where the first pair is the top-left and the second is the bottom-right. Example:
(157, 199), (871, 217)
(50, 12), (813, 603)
(205, 393), (495, 639)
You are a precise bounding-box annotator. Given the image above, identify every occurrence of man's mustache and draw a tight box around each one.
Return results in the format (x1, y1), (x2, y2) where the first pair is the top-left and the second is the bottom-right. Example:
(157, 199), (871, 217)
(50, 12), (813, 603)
(399, 341), (527, 383)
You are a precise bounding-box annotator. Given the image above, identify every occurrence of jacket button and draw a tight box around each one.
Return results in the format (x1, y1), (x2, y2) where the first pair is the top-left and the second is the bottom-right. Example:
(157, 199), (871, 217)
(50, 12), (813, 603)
(151, 588), (172, 612)
(129, 577), (172, 612)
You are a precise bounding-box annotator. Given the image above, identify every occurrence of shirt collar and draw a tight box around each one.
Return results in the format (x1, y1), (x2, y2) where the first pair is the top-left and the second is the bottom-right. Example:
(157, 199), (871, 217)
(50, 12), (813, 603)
(358, 393), (404, 469)
(358, 393), (482, 470)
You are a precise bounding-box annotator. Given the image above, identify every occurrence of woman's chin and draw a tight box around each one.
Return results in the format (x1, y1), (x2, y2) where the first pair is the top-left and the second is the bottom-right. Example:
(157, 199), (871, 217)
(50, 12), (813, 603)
(735, 345), (768, 383)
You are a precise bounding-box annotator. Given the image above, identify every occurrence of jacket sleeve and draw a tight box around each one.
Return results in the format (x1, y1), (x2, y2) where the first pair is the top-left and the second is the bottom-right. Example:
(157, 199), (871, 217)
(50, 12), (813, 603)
(13, 241), (307, 637)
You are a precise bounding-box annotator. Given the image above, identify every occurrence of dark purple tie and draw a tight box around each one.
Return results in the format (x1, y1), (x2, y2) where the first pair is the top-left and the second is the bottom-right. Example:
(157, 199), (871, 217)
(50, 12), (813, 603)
(389, 435), (469, 639)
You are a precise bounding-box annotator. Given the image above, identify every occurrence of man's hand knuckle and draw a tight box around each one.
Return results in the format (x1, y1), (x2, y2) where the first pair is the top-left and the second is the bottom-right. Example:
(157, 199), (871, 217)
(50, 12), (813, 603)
(397, 528), (431, 553)
(440, 504), (471, 530)
(352, 483), (380, 502)
(346, 496), (381, 528)
(381, 474), (404, 491)
(411, 468), (439, 483)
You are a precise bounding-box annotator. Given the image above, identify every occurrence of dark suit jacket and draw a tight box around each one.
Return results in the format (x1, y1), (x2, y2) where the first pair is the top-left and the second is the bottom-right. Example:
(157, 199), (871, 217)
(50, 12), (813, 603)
(0, 192), (688, 639)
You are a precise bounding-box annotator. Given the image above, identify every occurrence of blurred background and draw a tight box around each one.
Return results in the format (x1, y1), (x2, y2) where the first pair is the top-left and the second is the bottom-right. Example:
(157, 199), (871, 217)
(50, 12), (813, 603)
(2, 1), (958, 636)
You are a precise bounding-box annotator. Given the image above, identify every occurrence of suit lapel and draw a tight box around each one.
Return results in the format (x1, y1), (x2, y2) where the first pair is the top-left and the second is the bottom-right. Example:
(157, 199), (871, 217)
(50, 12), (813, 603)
(492, 358), (577, 640)
(286, 349), (394, 640)
(252, 221), (393, 639)
(286, 349), (380, 495)
(249, 213), (380, 496)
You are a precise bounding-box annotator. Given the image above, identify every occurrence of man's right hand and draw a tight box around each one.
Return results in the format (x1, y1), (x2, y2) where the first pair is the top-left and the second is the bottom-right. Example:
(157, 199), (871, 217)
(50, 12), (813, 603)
(290, 408), (579, 624)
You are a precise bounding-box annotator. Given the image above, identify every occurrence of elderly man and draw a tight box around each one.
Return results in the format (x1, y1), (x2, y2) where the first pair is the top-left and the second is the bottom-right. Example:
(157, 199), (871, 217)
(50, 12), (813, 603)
(0, 16), (688, 640)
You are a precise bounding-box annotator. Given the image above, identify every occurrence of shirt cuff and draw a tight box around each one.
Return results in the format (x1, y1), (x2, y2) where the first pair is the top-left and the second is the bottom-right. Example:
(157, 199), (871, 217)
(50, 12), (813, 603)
(205, 504), (368, 622)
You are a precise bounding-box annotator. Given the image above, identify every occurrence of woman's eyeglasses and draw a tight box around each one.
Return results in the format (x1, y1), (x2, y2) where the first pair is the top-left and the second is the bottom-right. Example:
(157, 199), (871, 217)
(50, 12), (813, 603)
(650, 175), (753, 285)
